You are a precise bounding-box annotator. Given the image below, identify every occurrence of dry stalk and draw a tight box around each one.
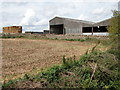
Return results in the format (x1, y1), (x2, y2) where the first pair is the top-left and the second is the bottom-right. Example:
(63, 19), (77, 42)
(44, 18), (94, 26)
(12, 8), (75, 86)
(89, 63), (97, 86)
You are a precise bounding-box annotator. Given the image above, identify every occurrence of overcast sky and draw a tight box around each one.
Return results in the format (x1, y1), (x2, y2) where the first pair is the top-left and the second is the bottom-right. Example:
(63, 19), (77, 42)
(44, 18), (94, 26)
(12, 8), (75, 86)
(0, 0), (119, 32)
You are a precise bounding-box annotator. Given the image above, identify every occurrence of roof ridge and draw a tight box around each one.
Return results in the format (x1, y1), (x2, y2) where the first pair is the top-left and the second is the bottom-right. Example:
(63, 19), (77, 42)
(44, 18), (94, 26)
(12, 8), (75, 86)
(52, 16), (94, 24)
(95, 18), (111, 24)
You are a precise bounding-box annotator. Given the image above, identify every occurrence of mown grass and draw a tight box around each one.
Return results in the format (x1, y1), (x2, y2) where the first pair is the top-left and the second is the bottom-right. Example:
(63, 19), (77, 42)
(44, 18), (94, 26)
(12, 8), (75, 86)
(2, 43), (119, 89)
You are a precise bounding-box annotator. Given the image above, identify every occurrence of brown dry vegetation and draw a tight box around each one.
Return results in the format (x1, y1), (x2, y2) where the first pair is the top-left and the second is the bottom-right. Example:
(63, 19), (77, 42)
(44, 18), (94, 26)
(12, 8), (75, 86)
(2, 38), (96, 81)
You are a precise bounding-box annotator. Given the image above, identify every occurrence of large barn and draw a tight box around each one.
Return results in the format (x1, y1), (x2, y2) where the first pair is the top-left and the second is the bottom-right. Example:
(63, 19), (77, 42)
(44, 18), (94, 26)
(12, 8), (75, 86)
(49, 17), (110, 35)
(3, 26), (22, 34)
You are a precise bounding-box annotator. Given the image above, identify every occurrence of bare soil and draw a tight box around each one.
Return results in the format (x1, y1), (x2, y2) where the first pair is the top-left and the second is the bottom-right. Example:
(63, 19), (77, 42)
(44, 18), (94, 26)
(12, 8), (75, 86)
(2, 38), (95, 81)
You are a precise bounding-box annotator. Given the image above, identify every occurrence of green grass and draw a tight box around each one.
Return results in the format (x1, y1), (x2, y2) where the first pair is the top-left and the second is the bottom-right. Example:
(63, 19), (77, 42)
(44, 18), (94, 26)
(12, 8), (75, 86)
(1, 35), (24, 38)
(62, 38), (86, 42)
(1, 34), (49, 40)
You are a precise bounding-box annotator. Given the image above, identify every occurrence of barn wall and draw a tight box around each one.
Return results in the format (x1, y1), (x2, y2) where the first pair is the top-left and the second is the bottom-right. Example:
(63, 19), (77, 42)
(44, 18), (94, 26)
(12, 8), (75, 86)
(64, 20), (93, 34)
(64, 20), (83, 34)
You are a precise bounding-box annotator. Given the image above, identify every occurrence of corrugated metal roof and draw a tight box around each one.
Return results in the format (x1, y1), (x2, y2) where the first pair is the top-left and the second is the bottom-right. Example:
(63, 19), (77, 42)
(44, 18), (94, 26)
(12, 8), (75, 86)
(50, 16), (111, 26)
(50, 16), (95, 25)
(94, 18), (111, 25)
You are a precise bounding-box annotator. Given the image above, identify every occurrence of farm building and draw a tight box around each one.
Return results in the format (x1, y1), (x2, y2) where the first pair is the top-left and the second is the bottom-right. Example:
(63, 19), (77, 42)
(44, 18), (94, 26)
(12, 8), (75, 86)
(25, 31), (43, 34)
(49, 17), (110, 35)
(3, 26), (22, 34)
(93, 18), (110, 32)
(49, 17), (94, 35)
(43, 30), (49, 34)
(25, 30), (49, 34)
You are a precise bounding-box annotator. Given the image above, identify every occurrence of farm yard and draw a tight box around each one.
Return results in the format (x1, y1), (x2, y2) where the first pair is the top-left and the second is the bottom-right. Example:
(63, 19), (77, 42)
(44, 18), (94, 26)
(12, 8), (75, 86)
(2, 38), (97, 81)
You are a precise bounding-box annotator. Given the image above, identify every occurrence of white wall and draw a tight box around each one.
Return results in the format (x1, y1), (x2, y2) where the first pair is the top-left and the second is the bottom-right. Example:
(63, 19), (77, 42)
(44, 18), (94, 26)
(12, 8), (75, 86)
(83, 33), (109, 36)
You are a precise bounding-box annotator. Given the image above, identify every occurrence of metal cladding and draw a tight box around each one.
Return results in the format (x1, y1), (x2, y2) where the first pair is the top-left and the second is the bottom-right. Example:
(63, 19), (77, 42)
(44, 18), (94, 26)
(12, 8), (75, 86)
(49, 17), (111, 34)
(94, 18), (111, 26)
(3, 26), (22, 34)
(49, 17), (94, 35)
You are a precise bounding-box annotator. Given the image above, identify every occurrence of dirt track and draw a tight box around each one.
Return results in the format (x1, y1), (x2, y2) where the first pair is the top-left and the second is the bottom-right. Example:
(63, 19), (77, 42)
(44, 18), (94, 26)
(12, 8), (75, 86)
(2, 38), (95, 80)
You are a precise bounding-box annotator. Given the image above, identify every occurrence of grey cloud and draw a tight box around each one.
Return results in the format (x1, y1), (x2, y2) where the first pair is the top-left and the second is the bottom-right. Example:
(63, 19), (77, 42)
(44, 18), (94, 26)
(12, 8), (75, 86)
(1, 2), (28, 8)
(0, 1), (118, 32)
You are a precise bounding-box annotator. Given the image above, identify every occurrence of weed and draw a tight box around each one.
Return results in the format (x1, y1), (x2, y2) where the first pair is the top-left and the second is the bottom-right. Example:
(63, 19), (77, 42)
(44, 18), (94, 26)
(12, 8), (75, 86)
(62, 38), (86, 42)
(2, 46), (119, 88)
(23, 74), (30, 80)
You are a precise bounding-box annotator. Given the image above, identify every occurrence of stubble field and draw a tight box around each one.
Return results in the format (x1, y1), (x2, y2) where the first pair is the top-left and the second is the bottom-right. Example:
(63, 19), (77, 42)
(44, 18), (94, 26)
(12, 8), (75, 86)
(2, 38), (96, 81)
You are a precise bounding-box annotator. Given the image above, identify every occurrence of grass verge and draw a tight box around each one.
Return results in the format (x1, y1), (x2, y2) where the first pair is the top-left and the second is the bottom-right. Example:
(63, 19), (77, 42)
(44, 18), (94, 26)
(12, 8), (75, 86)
(2, 45), (119, 89)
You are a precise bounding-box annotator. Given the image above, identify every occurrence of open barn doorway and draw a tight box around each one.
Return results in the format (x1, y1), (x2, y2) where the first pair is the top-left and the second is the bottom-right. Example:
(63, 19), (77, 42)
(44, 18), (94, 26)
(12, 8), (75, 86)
(82, 26), (108, 33)
(82, 27), (92, 33)
(99, 26), (108, 32)
(50, 24), (64, 34)
(93, 26), (108, 32)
